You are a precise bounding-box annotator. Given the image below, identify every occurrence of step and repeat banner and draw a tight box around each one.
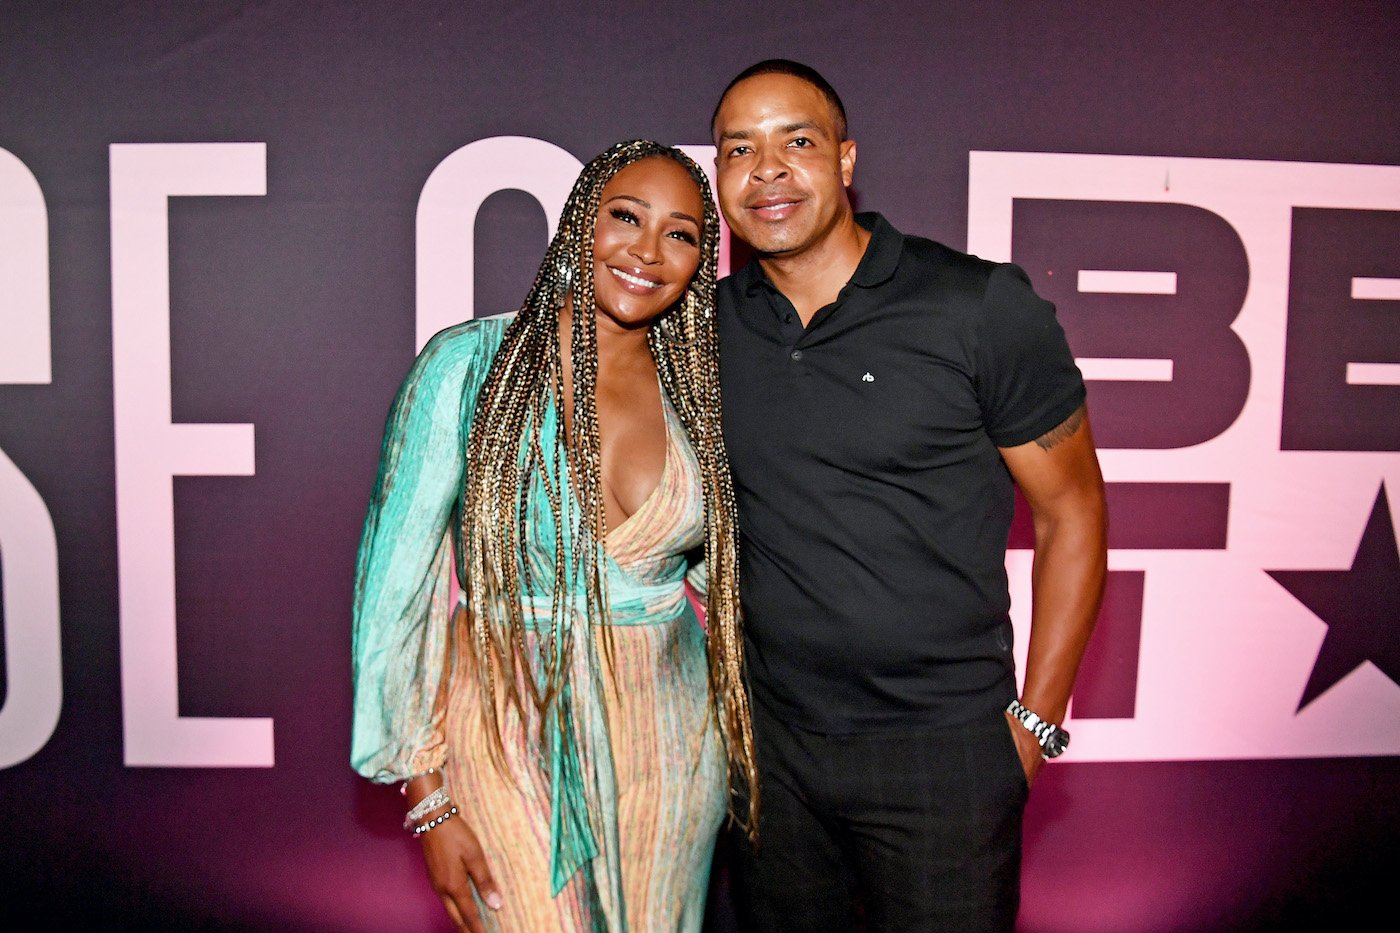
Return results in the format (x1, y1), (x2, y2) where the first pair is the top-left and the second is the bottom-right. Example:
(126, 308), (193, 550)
(1, 3), (1396, 930)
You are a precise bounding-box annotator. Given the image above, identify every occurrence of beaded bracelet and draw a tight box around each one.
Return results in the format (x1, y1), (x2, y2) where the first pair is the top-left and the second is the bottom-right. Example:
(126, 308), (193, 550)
(412, 806), (458, 837)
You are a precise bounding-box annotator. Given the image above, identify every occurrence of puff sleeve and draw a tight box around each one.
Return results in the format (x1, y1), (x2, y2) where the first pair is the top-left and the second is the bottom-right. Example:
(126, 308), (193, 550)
(350, 320), (504, 783)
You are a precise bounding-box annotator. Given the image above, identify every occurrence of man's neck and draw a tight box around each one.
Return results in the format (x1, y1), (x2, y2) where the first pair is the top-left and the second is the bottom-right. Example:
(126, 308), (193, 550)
(758, 211), (871, 325)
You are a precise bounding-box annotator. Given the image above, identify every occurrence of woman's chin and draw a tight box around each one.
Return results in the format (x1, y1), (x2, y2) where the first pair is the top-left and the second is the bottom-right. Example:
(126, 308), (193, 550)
(595, 298), (677, 332)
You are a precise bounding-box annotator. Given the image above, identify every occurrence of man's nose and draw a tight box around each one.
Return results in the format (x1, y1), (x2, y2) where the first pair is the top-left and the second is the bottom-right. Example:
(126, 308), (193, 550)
(751, 148), (789, 184)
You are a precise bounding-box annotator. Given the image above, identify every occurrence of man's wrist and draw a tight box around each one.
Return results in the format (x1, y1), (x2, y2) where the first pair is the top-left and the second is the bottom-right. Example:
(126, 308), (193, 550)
(1006, 699), (1071, 759)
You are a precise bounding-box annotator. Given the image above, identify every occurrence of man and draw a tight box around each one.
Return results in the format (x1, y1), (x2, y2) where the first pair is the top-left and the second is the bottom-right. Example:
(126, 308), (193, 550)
(710, 60), (1108, 931)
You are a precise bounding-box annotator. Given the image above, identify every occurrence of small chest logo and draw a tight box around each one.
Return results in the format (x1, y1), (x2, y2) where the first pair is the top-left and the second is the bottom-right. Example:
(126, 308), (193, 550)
(862, 372), (875, 383)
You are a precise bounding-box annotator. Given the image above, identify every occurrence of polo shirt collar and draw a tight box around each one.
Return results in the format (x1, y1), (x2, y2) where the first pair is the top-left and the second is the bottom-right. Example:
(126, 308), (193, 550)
(848, 212), (902, 288)
(737, 211), (903, 296)
(739, 254), (767, 296)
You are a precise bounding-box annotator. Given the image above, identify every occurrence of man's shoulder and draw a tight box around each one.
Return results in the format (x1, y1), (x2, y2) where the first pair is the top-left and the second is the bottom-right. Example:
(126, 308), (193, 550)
(895, 229), (1001, 296)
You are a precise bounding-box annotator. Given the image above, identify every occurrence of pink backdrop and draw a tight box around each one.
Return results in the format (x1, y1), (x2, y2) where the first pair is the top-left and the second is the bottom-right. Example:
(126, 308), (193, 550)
(1, 2), (1396, 929)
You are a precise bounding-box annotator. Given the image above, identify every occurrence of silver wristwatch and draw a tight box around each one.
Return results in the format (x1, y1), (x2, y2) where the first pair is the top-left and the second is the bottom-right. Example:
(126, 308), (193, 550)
(1006, 699), (1070, 759)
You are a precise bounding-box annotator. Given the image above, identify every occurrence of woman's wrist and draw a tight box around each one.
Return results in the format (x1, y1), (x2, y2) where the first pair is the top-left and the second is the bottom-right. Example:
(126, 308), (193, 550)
(401, 766), (445, 804)
(400, 766), (453, 830)
(403, 786), (453, 828)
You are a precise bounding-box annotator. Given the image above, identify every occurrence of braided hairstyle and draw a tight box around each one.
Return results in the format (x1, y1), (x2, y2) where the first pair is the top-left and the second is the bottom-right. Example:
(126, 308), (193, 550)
(459, 139), (758, 837)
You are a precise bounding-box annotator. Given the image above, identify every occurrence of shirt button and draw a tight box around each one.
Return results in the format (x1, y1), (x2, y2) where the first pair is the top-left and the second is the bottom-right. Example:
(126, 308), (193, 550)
(790, 350), (803, 361)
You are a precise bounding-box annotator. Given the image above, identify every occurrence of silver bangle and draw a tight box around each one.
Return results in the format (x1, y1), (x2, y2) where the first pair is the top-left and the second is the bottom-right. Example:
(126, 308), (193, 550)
(411, 805), (458, 836)
(403, 786), (452, 828)
(399, 765), (441, 796)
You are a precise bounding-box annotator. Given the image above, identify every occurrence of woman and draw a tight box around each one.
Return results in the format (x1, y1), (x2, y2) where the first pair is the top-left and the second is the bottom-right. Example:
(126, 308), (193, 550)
(352, 140), (758, 932)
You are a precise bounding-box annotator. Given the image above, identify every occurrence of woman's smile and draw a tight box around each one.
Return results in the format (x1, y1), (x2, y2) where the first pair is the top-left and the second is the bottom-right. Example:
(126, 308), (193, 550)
(607, 265), (665, 291)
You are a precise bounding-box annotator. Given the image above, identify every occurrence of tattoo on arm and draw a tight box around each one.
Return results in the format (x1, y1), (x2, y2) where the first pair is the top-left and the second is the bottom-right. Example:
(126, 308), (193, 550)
(1034, 404), (1086, 450)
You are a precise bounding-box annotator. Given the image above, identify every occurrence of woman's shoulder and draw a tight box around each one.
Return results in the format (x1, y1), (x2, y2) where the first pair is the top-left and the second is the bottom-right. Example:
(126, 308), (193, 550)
(408, 315), (514, 388)
(419, 315), (513, 365)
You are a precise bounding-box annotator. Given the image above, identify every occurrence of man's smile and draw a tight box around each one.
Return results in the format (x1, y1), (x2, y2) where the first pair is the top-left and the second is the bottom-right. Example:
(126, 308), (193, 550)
(747, 194), (804, 221)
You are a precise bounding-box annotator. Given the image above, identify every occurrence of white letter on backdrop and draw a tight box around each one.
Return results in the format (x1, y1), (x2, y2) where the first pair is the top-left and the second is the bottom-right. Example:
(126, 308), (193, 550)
(110, 143), (272, 767)
(415, 136), (581, 350)
(0, 147), (63, 768)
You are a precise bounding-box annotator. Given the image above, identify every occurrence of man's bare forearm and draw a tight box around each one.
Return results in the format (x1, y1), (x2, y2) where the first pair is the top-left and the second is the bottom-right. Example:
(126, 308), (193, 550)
(999, 404), (1109, 726)
(1019, 497), (1108, 724)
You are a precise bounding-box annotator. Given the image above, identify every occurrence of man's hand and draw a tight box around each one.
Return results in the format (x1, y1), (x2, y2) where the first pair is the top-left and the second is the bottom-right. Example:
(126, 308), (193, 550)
(1005, 710), (1045, 787)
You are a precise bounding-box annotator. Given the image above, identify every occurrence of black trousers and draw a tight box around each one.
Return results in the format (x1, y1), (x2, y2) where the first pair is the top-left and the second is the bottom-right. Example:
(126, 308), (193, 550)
(728, 700), (1029, 932)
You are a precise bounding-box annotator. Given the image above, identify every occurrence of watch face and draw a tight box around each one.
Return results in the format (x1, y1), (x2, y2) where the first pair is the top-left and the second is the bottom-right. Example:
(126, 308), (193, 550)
(1044, 727), (1070, 758)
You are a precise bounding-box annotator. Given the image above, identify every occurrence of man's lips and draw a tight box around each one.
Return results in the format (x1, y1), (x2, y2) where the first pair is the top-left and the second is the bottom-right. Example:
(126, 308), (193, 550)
(608, 266), (664, 292)
(746, 196), (803, 220)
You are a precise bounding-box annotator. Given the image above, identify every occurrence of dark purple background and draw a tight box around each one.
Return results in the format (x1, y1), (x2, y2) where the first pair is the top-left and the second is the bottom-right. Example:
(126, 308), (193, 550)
(1, 2), (1397, 929)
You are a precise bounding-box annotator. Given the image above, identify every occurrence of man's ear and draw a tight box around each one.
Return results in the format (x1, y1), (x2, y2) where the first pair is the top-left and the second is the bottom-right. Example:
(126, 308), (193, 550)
(839, 139), (857, 187)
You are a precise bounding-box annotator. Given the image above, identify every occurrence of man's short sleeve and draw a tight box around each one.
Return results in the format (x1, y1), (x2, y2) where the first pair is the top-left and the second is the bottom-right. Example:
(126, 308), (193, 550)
(974, 262), (1086, 448)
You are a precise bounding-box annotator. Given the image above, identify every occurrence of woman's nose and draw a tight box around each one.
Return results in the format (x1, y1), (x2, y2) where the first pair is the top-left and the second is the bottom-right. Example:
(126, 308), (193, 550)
(629, 231), (661, 264)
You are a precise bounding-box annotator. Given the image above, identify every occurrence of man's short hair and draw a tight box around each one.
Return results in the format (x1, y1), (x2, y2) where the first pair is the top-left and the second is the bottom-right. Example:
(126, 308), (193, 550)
(711, 59), (849, 142)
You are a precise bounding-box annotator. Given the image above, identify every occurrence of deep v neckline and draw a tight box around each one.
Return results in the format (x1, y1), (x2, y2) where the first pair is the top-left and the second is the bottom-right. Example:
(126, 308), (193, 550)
(603, 398), (676, 550)
(548, 374), (674, 561)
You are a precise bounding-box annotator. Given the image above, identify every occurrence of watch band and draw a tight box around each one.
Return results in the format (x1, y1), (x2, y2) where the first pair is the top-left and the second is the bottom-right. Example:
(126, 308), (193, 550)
(1006, 699), (1070, 759)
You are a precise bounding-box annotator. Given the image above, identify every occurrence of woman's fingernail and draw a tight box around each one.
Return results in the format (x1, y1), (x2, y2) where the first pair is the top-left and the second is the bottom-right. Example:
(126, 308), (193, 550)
(486, 891), (503, 910)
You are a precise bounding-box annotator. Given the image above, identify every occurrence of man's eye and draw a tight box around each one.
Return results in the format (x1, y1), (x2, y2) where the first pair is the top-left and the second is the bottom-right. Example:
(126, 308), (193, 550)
(728, 146), (751, 157)
(610, 208), (639, 225)
(790, 137), (811, 148)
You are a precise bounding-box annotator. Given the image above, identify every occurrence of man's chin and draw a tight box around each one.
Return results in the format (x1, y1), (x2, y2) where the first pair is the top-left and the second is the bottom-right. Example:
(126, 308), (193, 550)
(738, 231), (802, 257)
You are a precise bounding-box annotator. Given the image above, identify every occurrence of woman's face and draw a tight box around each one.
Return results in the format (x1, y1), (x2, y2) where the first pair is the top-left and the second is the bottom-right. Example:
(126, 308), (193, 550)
(589, 156), (704, 331)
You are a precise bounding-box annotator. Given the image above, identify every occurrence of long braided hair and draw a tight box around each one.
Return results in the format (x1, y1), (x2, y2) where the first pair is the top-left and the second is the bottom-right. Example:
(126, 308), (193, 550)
(458, 140), (758, 837)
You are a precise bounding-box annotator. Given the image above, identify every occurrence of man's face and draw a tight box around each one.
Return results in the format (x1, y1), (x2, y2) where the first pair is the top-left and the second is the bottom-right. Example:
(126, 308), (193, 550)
(712, 72), (856, 258)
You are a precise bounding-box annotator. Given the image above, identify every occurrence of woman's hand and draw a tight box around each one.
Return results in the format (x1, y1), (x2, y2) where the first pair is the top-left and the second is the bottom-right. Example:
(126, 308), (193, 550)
(418, 815), (503, 933)
(404, 772), (503, 932)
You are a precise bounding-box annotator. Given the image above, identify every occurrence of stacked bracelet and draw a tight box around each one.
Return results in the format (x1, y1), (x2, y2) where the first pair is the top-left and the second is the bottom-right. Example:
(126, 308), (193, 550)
(402, 786), (452, 830)
(412, 806), (458, 836)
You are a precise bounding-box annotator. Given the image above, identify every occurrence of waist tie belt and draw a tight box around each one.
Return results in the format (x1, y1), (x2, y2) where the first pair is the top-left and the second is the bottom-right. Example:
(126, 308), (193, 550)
(514, 572), (690, 899)
(519, 573), (686, 629)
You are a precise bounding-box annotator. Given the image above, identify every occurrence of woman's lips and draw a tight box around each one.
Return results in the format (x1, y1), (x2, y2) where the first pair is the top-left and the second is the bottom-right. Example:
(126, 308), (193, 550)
(608, 266), (664, 292)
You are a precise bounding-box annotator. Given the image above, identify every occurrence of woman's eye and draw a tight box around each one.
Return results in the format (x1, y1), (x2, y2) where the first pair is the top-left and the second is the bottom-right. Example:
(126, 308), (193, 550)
(668, 229), (699, 246)
(610, 208), (639, 225)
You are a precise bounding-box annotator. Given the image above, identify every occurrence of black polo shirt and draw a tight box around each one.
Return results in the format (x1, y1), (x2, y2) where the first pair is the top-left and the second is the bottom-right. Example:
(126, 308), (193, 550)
(717, 212), (1085, 733)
